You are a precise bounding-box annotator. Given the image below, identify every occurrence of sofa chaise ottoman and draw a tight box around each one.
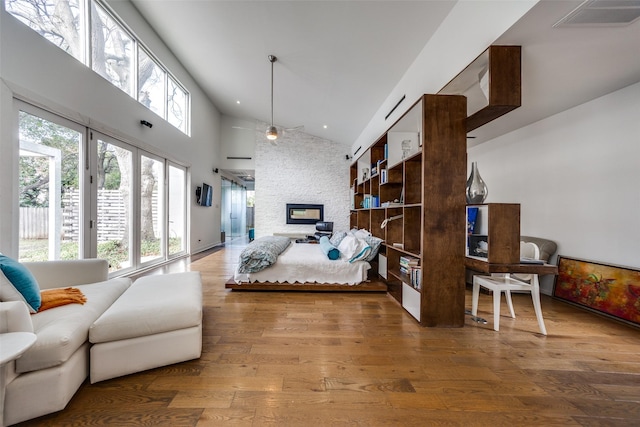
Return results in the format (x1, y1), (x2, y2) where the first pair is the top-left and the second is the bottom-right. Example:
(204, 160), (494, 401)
(89, 271), (203, 383)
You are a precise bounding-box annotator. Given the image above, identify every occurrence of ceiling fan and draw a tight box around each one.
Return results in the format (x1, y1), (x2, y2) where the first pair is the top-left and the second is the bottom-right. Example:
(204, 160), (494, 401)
(266, 54), (278, 141)
(231, 54), (304, 145)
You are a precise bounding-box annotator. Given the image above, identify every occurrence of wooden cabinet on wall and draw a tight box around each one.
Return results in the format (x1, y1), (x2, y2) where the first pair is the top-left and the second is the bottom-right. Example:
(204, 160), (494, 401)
(438, 45), (521, 132)
(350, 94), (467, 327)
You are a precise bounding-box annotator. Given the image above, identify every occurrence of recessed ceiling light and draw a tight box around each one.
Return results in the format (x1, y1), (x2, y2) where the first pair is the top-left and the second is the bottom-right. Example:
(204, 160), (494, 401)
(323, 125), (328, 129)
(236, 100), (240, 104)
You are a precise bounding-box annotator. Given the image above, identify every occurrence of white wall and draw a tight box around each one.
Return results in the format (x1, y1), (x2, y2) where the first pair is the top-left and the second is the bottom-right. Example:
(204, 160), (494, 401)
(219, 115), (256, 173)
(0, 1), (222, 256)
(254, 127), (350, 239)
(469, 82), (640, 294)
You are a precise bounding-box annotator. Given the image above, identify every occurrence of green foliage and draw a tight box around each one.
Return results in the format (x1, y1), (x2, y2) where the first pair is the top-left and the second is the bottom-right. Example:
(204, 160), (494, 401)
(19, 237), (183, 271)
(19, 112), (81, 207)
(97, 240), (129, 270)
(103, 165), (122, 189)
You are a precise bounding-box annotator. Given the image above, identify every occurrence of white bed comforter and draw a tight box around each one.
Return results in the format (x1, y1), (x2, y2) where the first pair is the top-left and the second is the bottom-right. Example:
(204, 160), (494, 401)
(234, 242), (371, 285)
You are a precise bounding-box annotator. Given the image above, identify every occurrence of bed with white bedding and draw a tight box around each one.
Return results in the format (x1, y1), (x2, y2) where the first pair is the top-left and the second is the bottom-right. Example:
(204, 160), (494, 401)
(226, 233), (386, 292)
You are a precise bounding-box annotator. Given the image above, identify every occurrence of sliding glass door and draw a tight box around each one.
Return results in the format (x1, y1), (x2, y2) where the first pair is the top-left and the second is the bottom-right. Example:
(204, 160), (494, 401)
(221, 177), (247, 241)
(168, 164), (187, 257)
(139, 154), (165, 265)
(93, 132), (134, 273)
(17, 103), (86, 262)
(14, 101), (188, 272)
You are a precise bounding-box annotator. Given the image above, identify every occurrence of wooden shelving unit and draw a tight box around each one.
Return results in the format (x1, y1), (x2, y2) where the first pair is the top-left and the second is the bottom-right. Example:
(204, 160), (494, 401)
(439, 45), (521, 132)
(466, 203), (521, 264)
(350, 94), (467, 327)
(349, 45), (521, 327)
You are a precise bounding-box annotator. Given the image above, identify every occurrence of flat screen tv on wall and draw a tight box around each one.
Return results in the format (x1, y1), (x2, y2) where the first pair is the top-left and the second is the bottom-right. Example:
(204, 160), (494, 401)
(197, 183), (213, 207)
(286, 203), (323, 224)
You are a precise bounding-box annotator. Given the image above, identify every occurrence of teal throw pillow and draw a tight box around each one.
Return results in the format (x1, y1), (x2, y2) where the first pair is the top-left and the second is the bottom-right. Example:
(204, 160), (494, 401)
(0, 254), (41, 313)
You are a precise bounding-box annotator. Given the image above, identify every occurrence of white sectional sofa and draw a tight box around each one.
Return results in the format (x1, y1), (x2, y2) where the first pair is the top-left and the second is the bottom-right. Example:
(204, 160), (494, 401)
(0, 259), (131, 426)
(89, 271), (203, 383)
(1, 259), (203, 426)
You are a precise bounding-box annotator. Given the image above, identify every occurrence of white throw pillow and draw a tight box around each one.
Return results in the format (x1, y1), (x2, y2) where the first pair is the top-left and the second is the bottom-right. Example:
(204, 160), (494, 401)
(337, 235), (371, 263)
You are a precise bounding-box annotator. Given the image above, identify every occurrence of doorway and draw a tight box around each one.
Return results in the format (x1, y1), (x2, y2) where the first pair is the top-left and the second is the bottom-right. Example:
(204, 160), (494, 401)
(220, 177), (247, 242)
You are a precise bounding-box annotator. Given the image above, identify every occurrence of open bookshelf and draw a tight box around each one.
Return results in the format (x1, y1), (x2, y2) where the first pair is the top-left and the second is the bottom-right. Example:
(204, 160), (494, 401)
(350, 94), (467, 327)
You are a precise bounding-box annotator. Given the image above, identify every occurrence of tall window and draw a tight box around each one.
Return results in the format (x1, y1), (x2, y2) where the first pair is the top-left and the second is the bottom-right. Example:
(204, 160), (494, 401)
(5, 0), (190, 135)
(17, 106), (84, 262)
(5, 0), (85, 62)
(139, 154), (164, 265)
(95, 134), (133, 273)
(168, 76), (188, 133)
(168, 164), (186, 256)
(139, 47), (166, 118)
(91, 1), (134, 96)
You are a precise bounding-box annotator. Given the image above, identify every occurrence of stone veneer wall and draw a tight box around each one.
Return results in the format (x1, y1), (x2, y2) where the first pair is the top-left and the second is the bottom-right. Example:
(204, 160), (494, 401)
(254, 126), (350, 239)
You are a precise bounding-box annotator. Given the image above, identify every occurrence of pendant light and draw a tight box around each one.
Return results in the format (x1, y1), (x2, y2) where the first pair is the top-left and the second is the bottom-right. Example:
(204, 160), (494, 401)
(266, 54), (278, 141)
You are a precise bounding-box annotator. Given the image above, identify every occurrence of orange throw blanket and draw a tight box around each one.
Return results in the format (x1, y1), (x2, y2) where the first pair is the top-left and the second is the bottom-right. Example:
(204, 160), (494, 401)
(38, 287), (87, 312)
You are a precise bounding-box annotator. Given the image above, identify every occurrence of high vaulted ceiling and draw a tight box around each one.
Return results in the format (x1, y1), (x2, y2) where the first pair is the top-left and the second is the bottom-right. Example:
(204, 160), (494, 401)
(130, 0), (640, 147)
(131, 0), (456, 146)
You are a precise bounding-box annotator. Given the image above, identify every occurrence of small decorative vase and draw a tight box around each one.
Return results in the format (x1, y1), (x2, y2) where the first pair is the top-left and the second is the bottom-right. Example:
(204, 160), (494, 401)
(466, 162), (488, 204)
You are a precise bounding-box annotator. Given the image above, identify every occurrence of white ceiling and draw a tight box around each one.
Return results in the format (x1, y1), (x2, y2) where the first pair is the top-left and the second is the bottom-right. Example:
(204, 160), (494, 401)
(130, 0), (640, 148)
(130, 0), (456, 146)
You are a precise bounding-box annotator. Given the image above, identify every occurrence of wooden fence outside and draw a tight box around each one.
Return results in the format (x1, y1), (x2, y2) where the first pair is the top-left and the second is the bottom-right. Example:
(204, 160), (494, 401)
(20, 190), (156, 242)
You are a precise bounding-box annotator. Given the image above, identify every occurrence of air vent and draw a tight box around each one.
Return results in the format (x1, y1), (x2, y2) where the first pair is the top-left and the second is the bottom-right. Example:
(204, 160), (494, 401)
(554, 0), (640, 27)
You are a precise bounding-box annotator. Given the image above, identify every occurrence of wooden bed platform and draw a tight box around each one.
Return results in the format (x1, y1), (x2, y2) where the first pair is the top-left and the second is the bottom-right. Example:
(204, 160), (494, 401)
(225, 277), (387, 292)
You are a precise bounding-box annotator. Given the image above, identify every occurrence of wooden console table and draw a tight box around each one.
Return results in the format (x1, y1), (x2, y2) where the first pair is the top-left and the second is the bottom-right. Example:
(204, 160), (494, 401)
(465, 257), (558, 275)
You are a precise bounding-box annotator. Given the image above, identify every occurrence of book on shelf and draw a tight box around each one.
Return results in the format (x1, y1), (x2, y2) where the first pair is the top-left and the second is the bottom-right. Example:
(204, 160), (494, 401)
(467, 206), (479, 235)
(520, 257), (544, 264)
(399, 255), (419, 267)
(381, 201), (403, 207)
(380, 169), (387, 184)
(411, 266), (421, 290)
(384, 143), (388, 159)
(363, 194), (371, 209)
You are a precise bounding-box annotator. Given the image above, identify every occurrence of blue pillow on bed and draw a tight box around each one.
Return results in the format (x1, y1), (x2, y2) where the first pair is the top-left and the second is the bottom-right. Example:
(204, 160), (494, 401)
(319, 236), (340, 260)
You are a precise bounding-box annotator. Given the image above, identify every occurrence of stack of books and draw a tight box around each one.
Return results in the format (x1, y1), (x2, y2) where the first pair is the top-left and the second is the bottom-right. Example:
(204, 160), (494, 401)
(400, 255), (421, 290)
(363, 194), (371, 208)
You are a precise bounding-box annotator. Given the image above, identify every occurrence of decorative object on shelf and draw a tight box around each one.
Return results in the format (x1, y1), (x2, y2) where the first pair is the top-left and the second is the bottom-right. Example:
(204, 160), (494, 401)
(362, 167), (369, 181)
(401, 139), (412, 159)
(380, 214), (403, 229)
(466, 161), (488, 204)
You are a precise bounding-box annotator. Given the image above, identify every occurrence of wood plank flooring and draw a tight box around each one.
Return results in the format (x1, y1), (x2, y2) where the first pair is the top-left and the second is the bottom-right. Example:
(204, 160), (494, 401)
(16, 241), (640, 426)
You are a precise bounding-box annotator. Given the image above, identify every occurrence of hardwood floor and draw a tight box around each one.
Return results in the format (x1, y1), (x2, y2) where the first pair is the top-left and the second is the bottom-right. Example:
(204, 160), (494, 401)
(16, 241), (640, 426)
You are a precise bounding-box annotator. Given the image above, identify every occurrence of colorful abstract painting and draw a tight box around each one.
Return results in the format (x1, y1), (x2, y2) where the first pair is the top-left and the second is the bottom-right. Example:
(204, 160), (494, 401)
(554, 256), (640, 326)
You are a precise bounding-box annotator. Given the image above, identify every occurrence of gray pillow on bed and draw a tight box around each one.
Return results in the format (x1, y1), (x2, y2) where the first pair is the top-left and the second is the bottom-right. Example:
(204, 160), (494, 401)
(237, 236), (291, 273)
(329, 231), (347, 247)
(362, 235), (384, 262)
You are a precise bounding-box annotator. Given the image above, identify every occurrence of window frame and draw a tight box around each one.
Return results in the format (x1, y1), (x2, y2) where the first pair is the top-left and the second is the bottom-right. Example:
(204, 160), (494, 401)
(4, 0), (191, 135)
